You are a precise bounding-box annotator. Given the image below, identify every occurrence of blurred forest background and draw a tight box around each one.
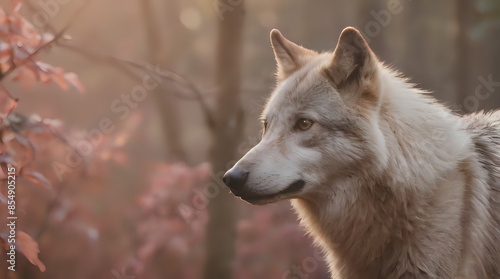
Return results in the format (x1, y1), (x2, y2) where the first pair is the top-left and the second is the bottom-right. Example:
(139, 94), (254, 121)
(0, 0), (499, 278)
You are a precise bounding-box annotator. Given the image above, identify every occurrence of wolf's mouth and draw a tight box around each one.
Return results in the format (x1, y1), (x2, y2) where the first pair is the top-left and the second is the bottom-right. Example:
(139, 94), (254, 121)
(235, 179), (306, 205)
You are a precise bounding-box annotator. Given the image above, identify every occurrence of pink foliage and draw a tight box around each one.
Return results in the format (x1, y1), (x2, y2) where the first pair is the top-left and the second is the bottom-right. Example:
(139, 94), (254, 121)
(129, 163), (210, 279)
(0, 0), (84, 93)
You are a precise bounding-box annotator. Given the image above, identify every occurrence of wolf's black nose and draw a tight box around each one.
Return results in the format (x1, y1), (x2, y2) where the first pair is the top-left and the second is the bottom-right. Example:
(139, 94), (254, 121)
(223, 167), (249, 191)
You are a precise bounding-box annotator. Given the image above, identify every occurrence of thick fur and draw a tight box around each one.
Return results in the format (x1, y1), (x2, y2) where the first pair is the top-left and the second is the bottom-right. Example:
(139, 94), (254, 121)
(224, 27), (500, 278)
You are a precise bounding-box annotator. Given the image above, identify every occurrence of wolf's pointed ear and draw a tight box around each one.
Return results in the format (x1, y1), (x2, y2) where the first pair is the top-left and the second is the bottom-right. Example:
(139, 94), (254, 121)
(271, 29), (316, 82)
(324, 27), (377, 89)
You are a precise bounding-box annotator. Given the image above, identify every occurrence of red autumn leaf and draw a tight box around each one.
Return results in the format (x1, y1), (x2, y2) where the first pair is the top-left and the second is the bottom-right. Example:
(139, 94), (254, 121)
(0, 60), (11, 73)
(0, 162), (8, 179)
(11, 41), (31, 61)
(34, 61), (53, 83)
(11, 67), (36, 88)
(41, 33), (54, 44)
(10, 0), (22, 14)
(17, 231), (46, 272)
(0, 92), (18, 117)
(64, 72), (85, 93)
(0, 236), (8, 249)
(21, 169), (51, 190)
(0, 41), (11, 61)
(2, 130), (35, 169)
(0, 153), (14, 164)
(51, 67), (68, 91)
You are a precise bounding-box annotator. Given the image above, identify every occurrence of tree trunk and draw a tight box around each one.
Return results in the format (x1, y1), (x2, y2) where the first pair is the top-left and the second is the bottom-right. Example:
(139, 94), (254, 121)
(204, 1), (246, 278)
(141, 0), (187, 161)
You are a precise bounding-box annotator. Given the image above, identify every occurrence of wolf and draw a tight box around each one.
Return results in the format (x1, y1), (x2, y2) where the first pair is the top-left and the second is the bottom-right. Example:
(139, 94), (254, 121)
(223, 27), (500, 279)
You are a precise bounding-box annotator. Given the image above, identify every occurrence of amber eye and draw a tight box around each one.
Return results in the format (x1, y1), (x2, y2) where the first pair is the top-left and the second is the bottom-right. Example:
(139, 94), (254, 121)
(297, 118), (313, 131)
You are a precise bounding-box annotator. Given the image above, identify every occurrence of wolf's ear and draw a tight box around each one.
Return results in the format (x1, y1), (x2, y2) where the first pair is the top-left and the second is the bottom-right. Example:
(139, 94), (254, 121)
(324, 27), (377, 89)
(270, 29), (316, 82)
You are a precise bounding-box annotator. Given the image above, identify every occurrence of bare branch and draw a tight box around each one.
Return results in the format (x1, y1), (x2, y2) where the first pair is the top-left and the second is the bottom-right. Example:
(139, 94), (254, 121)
(56, 43), (216, 129)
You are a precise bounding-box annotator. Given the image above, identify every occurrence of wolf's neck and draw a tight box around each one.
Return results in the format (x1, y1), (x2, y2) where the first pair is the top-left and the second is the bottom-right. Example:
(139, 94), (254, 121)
(375, 66), (470, 187)
(292, 67), (472, 278)
(292, 177), (397, 278)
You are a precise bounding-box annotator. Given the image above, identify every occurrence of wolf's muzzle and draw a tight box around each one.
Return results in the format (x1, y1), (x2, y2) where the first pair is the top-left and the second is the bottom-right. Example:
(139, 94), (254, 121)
(223, 167), (249, 192)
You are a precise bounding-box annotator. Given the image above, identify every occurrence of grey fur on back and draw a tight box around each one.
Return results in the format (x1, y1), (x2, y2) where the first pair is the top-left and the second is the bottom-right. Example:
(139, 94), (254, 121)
(462, 112), (500, 277)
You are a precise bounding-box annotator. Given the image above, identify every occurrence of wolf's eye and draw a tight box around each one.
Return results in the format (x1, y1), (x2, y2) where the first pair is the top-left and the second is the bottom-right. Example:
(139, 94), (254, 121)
(297, 118), (313, 131)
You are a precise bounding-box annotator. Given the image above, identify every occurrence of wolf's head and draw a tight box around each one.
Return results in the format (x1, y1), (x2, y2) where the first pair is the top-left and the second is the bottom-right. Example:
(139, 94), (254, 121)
(223, 27), (388, 205)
